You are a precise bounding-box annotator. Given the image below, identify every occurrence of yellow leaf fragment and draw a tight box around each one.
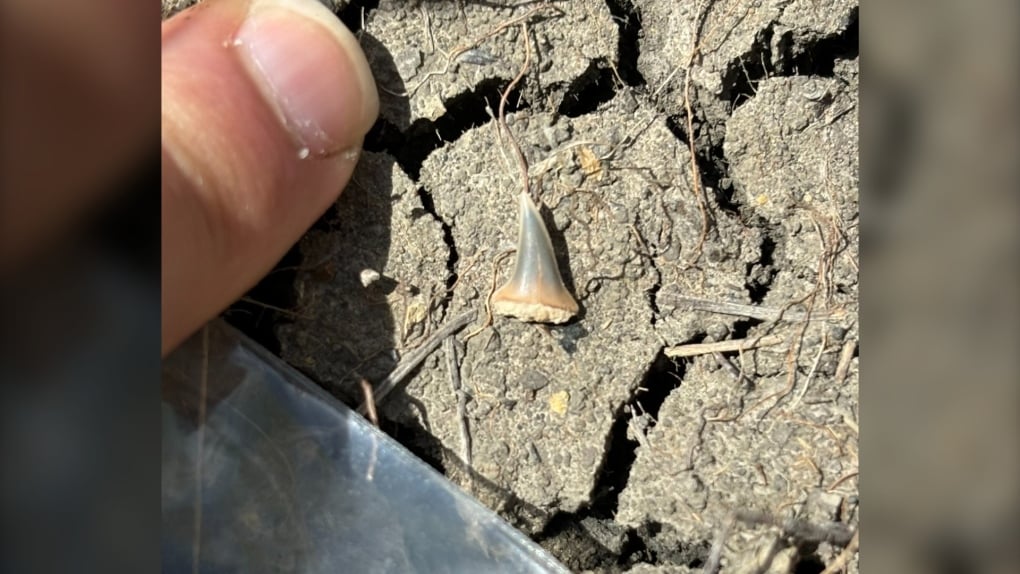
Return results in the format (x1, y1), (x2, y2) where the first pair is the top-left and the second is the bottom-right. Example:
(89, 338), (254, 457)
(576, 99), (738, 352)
(576, 146), (603, 181)
(549, 390), (570, 415)
(402, 299), (428, 339)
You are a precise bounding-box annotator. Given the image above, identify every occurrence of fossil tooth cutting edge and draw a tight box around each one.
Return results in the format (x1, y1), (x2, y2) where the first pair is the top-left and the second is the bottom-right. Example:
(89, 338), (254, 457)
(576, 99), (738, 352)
(491, 192), (579, 324)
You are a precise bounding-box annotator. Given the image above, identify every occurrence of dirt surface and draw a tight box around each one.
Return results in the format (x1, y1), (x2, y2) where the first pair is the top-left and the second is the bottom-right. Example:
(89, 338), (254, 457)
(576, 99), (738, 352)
(165, 1), (859, 571)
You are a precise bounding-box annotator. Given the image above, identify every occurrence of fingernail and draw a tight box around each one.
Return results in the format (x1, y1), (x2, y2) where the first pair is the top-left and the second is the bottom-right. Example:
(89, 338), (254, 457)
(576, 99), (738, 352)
(235, 0), (379, 158)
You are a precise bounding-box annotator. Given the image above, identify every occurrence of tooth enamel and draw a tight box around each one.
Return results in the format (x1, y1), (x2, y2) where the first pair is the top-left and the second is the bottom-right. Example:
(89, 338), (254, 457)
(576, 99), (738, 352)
(491, 192), (579, 324)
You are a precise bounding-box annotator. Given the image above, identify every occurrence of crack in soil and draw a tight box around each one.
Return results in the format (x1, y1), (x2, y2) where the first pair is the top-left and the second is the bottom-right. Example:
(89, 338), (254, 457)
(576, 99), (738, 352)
(664, 112), (736, 219)
(376, 78), (528, 179)
(720, 24), (778, 111)
(775, 7), (859, 77)
(534, 351), (704, 571)
(722, 6), (860, 110)
(593, 351), (686, 517)
(384, 416), (448, 475)
(365, 76), (533, 317)
(746, 233), (778, 304)
(557, 58), (617, 117)
(714, 10), (859, 307)
(333, 0), (379, 33)
(647, 265), (662, 326)
(605, 0), (646, 86)
(415, 186), (459, 314)
(222, 2), (858, 569)
(654, 7), (858, 309)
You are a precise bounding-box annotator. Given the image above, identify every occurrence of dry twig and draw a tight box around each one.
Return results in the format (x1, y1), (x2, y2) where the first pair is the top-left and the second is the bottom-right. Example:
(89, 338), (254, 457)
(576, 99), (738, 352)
(681, 55), (711, 265)
(359, 378), (379, 427)
(237, 296), (310, 320)
(665, 334), (785, 358)
(497, 20), (535, 200)
(826, 471), (859, 492)
(702, 512), (736, 574)
(733, 510), (855, 547)
(658, 294), (847, 322)
(819, 530), (859, 574)
(357, 379), (380, 480)
(463, 249), (514, 342)
(745, 294), (817, 421)
(358, 310), (477, 413)
(713, 351), (755, 389)
(833, 336), (857, 386)
(788, 331), (829, 413)
(380, 4), (560, 98)
(704, 508), (855, 574)
(676, 0), (744, 266)
(444, 336), (473, 480)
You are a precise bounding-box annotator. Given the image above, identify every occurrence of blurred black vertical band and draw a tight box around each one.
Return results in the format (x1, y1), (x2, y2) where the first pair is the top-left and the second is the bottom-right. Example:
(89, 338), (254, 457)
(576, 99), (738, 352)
(91, 153), (163, 280)
(0, 0), (162, 572)
(0, 168), (162, 574)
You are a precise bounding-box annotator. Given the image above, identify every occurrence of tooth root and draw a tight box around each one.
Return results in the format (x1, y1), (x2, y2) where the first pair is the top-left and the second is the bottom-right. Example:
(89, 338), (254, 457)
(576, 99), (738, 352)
(491, 192), (579, 324)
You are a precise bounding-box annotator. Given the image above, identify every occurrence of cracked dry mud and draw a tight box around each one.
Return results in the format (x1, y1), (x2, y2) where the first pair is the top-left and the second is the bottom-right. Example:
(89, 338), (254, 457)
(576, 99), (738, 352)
(165, 0), (859, 571)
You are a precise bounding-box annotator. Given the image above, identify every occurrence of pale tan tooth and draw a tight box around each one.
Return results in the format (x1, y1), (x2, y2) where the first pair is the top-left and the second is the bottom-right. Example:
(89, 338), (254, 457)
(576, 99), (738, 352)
(491, 192), (579, 324)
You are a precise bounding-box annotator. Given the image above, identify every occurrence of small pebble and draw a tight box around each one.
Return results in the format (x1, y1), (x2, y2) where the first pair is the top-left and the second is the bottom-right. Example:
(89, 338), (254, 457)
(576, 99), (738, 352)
(359, 269), (381, 287)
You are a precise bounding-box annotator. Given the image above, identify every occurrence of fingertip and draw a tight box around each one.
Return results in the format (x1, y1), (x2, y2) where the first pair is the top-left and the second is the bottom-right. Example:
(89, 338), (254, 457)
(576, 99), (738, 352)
(235, 0), (378, 157)
(160, 0), (377, 353)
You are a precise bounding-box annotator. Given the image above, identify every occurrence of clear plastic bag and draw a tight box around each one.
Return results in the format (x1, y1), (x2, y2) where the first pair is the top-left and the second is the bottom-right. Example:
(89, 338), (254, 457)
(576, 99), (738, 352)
(162, 319), (568, 573)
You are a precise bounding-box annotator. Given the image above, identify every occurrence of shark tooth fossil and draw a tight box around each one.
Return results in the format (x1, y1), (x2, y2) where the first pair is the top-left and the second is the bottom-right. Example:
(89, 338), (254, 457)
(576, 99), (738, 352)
(491, 192), (579, 324)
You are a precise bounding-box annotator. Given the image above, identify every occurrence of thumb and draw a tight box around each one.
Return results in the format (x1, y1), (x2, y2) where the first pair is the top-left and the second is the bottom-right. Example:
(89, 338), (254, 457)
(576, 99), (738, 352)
(161, 0), (378, 354)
